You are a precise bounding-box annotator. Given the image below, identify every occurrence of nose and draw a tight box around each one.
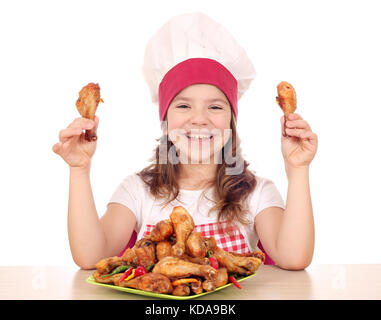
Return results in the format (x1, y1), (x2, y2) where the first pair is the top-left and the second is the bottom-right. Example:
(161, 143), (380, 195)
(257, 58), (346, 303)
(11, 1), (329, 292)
(190, 108), (209, 126)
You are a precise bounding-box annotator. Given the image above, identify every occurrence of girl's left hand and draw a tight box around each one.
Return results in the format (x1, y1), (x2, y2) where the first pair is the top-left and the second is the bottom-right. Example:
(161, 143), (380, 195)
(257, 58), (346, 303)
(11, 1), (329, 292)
(280, 113), (318, 169)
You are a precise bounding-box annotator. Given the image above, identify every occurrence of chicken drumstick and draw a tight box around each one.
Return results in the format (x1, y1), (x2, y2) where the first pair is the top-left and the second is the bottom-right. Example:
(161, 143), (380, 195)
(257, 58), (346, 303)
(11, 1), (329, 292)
(186, 232), (217, 257)
(212, 246), (263, 275)
(170, 206), (195, 257)
(152, 256), (217, 281)
(147, 219), (173, 242)
(76, 82), (103, 142)
(276, 81), (297, 137)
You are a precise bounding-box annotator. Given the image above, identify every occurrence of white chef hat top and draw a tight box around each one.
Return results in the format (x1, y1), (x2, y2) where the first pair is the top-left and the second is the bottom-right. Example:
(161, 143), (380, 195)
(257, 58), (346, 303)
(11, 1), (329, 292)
(142, 11), (256, 121)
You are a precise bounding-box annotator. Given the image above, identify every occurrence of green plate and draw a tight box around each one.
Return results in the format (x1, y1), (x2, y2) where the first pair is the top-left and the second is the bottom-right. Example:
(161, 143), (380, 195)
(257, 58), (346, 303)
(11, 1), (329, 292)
(86, 273), (256, 300)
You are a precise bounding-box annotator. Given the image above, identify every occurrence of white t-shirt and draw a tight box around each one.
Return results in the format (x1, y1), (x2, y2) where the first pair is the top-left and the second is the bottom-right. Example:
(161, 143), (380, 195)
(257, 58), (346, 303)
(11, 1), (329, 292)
(108, 173), (285, 254)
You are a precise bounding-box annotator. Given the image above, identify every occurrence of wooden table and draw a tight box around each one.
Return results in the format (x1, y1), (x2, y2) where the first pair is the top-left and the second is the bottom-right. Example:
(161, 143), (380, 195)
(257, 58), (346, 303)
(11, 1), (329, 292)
(1, 265), (380, 300)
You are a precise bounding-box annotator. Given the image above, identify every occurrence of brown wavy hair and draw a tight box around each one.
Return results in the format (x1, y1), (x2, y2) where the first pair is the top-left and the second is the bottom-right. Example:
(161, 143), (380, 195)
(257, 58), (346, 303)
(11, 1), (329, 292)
(137, 114), (257, 226)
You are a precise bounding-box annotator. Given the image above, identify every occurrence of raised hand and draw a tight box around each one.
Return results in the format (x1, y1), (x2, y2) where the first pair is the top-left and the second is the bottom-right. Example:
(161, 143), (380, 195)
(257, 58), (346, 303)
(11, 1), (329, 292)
(280, 113), (318, 170)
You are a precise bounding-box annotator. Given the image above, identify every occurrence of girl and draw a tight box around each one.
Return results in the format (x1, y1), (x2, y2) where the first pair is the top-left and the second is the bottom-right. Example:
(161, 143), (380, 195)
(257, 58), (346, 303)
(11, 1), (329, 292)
(52, 12), (318, 271)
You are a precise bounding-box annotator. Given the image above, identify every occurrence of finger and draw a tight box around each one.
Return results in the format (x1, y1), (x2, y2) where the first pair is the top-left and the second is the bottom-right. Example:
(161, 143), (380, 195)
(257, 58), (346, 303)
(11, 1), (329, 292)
(285, 127), (317, 141)
(287, 113), (303, 121)
(93, 115), (99, 135)
(280, 116), (287, 137)
(300, 130), (318, 142)
(59, 127), (84, 143)
(285, 119), (311, 131)
(94, 115), (99, 128)
(52, 142), (62, 155)
(85, 116), (99, 141)
(284, 127), (308, 138)
(67, 117), (96, 130)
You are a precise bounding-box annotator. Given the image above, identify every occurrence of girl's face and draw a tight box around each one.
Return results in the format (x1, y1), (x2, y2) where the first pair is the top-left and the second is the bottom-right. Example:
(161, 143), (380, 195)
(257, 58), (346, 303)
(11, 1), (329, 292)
(165, 84), (232, 164)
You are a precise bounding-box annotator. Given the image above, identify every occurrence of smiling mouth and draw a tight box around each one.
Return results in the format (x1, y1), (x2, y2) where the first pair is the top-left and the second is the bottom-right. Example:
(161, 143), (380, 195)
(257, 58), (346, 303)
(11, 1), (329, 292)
(186, 134), (214, 142)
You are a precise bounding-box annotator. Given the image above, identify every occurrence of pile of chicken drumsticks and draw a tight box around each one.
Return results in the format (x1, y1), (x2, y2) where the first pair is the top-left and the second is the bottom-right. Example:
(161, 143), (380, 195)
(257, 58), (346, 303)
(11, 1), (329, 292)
(93, 206), (265, 296)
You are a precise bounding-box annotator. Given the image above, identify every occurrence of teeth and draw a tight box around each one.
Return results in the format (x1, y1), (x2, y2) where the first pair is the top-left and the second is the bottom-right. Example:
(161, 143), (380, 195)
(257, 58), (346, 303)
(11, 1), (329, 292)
(187, 134), (212, 139)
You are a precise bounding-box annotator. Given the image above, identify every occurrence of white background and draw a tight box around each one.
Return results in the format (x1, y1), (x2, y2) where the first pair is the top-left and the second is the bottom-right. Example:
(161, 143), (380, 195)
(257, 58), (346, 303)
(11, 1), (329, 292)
(0, 0), (380, 266)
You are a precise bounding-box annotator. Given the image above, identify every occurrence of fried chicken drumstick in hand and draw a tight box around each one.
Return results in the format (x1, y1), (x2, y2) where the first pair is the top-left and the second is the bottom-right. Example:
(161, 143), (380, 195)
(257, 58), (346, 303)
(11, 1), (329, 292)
(76, 83), (103, 142)
(276, 81), (297, 137)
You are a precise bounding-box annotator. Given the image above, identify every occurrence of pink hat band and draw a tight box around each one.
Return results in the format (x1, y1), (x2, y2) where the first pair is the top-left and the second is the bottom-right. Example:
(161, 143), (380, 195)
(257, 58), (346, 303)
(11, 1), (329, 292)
(158, 58), (238, 121)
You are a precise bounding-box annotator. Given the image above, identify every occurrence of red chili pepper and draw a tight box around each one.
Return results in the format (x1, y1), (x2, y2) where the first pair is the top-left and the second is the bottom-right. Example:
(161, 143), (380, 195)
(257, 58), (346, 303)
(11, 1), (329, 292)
(228, 276), (242, 289)
(134, 266), (148, 277)
(119, 267), (133, 282)
(209, 257), (219, 270)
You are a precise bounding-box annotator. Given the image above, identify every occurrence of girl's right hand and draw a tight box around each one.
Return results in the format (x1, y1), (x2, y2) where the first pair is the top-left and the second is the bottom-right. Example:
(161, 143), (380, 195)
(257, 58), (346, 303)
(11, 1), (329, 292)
(52, 116), (100, 169)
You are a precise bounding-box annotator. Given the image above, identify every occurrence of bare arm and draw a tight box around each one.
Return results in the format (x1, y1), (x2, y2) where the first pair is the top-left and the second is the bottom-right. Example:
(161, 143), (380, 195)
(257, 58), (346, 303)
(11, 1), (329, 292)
(255, 167), (314, 270)
(53, 117), (136, 269)
(68, 167), (136, 269)
(255, 112), (317, 270)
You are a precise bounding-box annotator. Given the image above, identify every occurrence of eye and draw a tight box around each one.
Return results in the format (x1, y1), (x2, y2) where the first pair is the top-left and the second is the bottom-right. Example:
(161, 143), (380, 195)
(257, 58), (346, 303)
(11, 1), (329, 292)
(177, 105), (189, 109)
(210, 105), (222, 110)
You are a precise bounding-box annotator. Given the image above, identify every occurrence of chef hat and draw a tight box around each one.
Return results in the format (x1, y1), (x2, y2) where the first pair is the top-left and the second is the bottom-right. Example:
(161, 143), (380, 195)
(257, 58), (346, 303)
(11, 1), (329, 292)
(142, 11), (256, 122)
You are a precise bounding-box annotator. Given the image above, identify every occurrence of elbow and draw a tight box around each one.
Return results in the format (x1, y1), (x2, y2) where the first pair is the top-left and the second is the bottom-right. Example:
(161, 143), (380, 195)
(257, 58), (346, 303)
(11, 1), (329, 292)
(278, 263), (309, 271)
(274, 247), (313, 271)
(277, 258), (312, 271)
(72, 256), (96, 270)
(77, 263), (96, 270)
